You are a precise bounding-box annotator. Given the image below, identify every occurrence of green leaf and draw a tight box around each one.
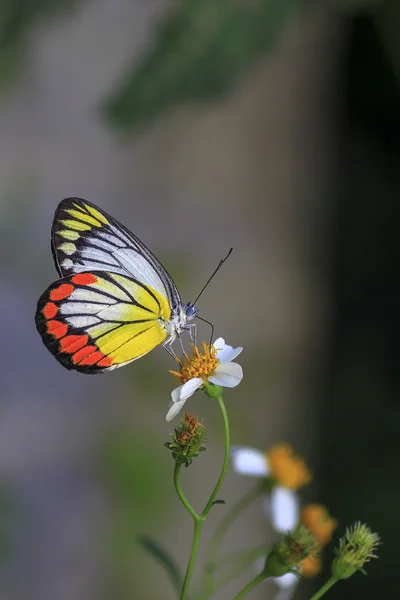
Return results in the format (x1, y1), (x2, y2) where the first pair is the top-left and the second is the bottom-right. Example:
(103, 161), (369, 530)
(103, 0), (303, 133)
(0, 0), (81, 87)
(138, 535), (182, 593)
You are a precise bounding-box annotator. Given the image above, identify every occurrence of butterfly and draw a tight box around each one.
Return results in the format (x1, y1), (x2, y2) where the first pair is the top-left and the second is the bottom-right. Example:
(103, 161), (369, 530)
(35, 198), (200, 374)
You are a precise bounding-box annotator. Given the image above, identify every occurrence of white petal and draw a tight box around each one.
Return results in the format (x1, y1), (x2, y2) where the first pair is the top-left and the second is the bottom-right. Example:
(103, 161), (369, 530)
(166, 398), (187, 422)
(273, 573), (298, 590)
(180, 377), (203, 399)
(213, 337), (225, 350)
(208, 362), (243, 387)
(230, 446), (270, 476)
(270, 487), (299, 532)
(216, 343), (243, 363)
(171, 384), (185, 403)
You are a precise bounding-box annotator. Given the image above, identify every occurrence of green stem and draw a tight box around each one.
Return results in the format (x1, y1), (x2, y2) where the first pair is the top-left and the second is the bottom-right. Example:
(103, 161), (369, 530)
(231, 572), (266, 600)
(208, 487), (260, 564)
(212, 547), (268, 594)
(174, 463), (202, 600)
(180, 518), (203, 600)
(174, 463), (200, 521)
(200, 395), (230, 518)
(174, 394), (231, 600)
(214, 545), (266, 572)
(203, 486), (261, 595)
(309, 575), (339, 600)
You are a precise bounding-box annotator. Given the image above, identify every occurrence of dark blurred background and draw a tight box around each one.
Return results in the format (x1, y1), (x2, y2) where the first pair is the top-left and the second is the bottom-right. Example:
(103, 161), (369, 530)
(0, 1), (398, 599)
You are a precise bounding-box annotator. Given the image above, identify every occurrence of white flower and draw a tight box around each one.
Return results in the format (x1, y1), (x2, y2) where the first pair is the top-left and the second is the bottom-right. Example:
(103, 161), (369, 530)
(166, 337), (243, 422)
(230, 446), (300, 533)
(273, 573), (299, 600)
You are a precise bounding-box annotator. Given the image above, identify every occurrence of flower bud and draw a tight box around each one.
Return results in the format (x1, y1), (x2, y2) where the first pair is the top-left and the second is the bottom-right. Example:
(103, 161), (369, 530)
(332, 522), (380, 580)
(263, 525), (320, 579)
(165, 413), (207, 467)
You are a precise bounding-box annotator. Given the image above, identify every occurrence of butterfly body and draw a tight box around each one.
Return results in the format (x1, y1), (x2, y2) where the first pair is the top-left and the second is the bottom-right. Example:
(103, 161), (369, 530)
(35, 198), (197, 373)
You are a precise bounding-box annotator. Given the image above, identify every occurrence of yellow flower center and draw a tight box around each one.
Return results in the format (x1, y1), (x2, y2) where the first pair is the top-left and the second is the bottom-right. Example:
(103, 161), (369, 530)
(299, 555), (322, 578)
(301, 504), (337, 547)
(266, 444), (312, 490)
(170, 342), (220, 384)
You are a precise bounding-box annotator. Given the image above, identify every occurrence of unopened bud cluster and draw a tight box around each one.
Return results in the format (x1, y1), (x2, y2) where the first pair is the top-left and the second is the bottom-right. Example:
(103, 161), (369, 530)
(263, 525), (320, 579)
(332, 522), (380, 580)
(165, 413), (207, 467)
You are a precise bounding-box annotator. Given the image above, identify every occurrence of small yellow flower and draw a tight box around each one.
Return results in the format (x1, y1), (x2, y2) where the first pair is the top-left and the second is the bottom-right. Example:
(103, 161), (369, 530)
(301, 504), (337, 547)
(166, 337), (243, 421)
(170, 342), (220, 384)
(231, 443), (312, 533)
(300, 555), (322, 578)
(266, 444), (312, 490)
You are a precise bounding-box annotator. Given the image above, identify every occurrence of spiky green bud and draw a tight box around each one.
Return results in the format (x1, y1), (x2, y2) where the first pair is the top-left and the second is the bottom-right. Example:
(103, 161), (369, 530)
(263, 525), (320, 578)
(165, 413), (207, 467)
(332, 522), (380, 580)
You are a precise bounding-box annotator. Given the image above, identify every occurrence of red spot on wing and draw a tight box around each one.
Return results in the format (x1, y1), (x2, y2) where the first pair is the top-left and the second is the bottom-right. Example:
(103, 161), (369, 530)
(42, 302), (58, 319)
(72, 273), (98, 286)
(72, 345), (98, 364)
(97, 357), (113, 368)
(50, 283), (74, 301)
(78, 351), (107, 366)
(59, 335), (89, 354)
(47, 320), (68, 339)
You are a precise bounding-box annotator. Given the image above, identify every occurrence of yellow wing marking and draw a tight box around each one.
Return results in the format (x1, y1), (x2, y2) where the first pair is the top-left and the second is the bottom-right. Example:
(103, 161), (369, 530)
(98, 304), (158, 322)
(96, 322), (167, 364)
(65, 208), (102, 227)
(58, 242), (76, 255)
(57, 230), (80, 241)
(91, 275), (132, 302)
(109, 274), (171, 320)
(83, 203), (109, 224)
(61, 219), (91, 231)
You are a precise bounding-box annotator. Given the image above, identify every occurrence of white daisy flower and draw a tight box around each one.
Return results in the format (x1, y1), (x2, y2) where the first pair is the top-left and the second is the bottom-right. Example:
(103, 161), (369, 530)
(273, 572), (299, 593)
(230, 444), (311, 532)
(166, 337), (243, 422)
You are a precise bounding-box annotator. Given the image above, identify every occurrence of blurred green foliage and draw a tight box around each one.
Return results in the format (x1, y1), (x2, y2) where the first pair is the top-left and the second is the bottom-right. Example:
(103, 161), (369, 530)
(139, 535), (182, 594)
(103, 0), (303, 133)
(99, 428), (174, 599)
(0, 0), (390, 134)
(0, 0), (80, 85)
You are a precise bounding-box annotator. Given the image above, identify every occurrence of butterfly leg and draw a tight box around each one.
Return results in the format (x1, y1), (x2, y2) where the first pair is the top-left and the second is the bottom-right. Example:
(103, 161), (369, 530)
(177, 332), (190, 360)
(187, 323), (197, 347)
(162, 335), (182, 363)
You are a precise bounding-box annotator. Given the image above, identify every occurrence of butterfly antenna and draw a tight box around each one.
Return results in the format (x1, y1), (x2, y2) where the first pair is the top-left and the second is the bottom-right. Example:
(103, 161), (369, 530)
(196, 315), (215, 345)
(191, 248), (233, 307)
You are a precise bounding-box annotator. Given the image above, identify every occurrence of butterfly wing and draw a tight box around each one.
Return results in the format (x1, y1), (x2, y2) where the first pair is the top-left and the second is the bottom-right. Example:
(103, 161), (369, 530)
(35, 271), (170, 373)
(51, 197), (181, 311)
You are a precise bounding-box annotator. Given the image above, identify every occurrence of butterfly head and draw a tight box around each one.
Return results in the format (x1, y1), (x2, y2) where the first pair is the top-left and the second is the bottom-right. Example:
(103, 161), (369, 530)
(184, 303), (198, 319)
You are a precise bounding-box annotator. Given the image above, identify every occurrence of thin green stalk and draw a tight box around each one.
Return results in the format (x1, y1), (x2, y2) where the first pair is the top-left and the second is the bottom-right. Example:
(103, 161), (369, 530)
(203, 486), (261, 595)
(207, 487), (260, 566)
(174, 464), (202, 600)
(231, 572), (266, 600)
(212, 547), (267, 594)
(180, 518), (203, 600)
(309, 575), (339, 600)
(200, 394), (230, 518)
(174, 463), (200, 521)
(174, 394), (231, 600)
(214, 544), (266, 572)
